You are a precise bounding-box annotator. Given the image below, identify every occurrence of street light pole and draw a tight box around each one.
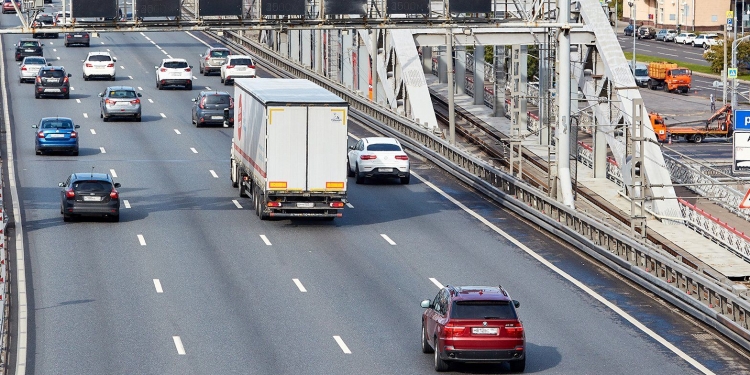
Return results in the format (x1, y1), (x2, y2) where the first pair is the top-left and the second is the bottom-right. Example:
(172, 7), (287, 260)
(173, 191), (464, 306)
(629, 1), (636, 70)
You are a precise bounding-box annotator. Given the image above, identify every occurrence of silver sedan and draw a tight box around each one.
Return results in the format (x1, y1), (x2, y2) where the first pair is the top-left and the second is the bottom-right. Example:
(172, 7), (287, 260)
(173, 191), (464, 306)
(19, 56), (49, 83)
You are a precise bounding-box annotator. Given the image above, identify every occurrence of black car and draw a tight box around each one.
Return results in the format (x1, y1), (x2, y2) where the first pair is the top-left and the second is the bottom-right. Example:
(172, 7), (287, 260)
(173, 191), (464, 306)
(35, 66), (71, 99)
(32, 14), (58, 38)
(624, 24), (634, 36)
(192, 91), (234, 127)
(59, 173), (121, 222)
(64, 32), (90, 47)
(14, 39), (43, 61)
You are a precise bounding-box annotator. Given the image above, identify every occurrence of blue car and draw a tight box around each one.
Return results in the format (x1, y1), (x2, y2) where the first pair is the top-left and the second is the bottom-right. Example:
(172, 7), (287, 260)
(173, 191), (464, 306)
(32, 117), (80, 155)
(624, 24), (634, 36)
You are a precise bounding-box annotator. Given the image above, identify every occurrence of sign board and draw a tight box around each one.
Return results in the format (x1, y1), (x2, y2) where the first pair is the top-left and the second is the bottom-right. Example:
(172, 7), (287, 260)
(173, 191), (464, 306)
(729, 68), (738, 78)
(137, 0), (180, 17)
(740, 187), (750, 208)
(386, 0), (430, 15)
(324, 0), (367, 15)
(735, 109), (750, 130)
(72, 0), (117, 18)
(449, 0), (491, 13)
(261, 0), (305, 16)
(199, 0), (243, 16)
(728, 11), (735, 19)
(728, 18), (734, 26)
(734, 131), (750, 173)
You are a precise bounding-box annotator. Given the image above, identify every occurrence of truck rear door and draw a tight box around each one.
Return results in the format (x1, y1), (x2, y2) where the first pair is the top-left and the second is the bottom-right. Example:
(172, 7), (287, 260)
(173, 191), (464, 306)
(265, 106), (307, 191)
(307, 106), (348, 192)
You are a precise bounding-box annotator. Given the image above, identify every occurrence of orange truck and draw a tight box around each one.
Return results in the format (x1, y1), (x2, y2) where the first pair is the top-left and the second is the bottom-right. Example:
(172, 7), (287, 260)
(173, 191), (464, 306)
(651, 104), (733, 143)
(647, 62), (692, 93)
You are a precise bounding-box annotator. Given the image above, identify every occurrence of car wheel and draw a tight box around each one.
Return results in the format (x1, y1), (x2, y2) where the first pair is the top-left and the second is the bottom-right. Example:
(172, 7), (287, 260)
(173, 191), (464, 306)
(433, 338), (449, 372)
(157, 82), (163, 90)
(85, 43), (90, 47)
(509, 357), (526, 373)
(224, 79), (231, 86)
(203, 69), (209, 76)
(110, 75), (116, 81)
(346, 158), (354, 177)
(83, 73), (89, 81)
(199, 66), (203, 74)
(65, 42), (68, 47)
(239, 175), (248, 198)
(64, 93), (70, 99)
(63, 213), (72, 222)
(35, 93), (40, 99)
(693, 134), (703, 143)
(71, 149), (79, 156)
(103, 115), (109, 122)
(36, 148), (41, 155)
(186, 83), (192, 90)
(19, 77), (23, 84)
(220, 76), (224, 83)
(355, 165), (365, 184)
(136, 115), (142, 122)
(421, 324), (434, 353)
(401, 173), (411, 185)
(110, 214), (120, 222)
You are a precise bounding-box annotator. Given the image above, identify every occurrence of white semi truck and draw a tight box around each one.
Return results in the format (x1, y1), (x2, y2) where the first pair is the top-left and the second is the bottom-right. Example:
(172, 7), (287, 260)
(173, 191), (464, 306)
(228, 78), (349, 220)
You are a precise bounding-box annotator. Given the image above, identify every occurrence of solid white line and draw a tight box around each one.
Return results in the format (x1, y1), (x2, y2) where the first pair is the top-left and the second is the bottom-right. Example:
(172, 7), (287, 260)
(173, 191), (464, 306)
(346, 202), (354, 208)
(89, 129), (95, 134)
(137, 86), (143, 90)
(333, 336), (351, 354)
(109, 169), (117, 178)
(429, 277), (443, 289)
(174, 129), (181, 134)
(380, 234), (396, 245)
(232, 200), (242, 209)
(209, 170), (218, 178)
(173, 336), (186, 355)
(293, 278), (307, 292)
(99, 147), (106, 153)
(160, 113), (167, 118)
(412, 171), (716, 375)
(153, 279), (163, 293)
(184, 31), (212, 47)
(148, 99), (154, 103)
(137, 234), (146, 246)
(190, 148), (198, 154)
(123, 200), (131, 208)
(260, 235), (272, 246)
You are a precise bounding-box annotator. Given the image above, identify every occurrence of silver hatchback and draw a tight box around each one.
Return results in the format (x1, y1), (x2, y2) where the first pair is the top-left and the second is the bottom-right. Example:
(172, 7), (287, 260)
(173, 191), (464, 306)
(19, 56), (49, 83)
(99, 86), (142, 122)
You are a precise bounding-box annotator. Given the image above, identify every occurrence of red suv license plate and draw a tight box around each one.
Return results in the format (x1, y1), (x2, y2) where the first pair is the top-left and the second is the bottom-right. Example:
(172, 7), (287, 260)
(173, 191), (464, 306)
(472, 327), (498, 335)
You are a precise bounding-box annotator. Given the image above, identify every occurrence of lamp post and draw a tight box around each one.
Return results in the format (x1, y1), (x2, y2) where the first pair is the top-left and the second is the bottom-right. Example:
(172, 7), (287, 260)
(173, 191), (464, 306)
(629, 1), (636, 70)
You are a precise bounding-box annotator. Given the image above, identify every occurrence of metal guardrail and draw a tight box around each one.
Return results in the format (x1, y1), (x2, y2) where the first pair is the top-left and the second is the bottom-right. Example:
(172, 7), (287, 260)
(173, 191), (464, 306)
(209, 27), (750, 350)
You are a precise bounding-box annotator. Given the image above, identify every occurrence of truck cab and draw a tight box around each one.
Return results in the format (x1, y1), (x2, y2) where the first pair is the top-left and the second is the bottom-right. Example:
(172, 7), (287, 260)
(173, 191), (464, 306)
(664, 68), (691, 93)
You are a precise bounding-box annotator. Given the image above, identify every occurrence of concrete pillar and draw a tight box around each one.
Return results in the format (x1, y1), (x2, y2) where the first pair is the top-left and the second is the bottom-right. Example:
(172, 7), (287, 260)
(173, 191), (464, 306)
(473, 45), (485, 105)
(302, 30), (312, 68)
(315, 30), (323, 74)
(493, 45), (505, 117)
(438, 45), (448, 83)
(455, 46), (467, 95)
(422, 46), (433, 74)
(279, 31), (289, 58)
(511, 45), (527, 133)
(342, 30), (354, 89)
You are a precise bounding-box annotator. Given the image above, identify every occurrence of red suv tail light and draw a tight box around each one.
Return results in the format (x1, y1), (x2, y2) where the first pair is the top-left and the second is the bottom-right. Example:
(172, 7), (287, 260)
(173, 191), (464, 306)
(505, 325), (524, 338)
(248, 65), (255, 69)
(443, 323), (466, 337)
(63, 76), (69, 83)
(160, 68), (167, 72)
(65, 189), (75, 199)
(85, 63), (93, 67)
(360, 154), (377, 160)
(395, 155), (409, 160)
(110, 189), (119, 199)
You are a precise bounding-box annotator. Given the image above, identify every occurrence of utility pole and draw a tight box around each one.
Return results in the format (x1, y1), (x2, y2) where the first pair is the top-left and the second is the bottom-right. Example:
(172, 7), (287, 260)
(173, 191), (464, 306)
(629, 1), (636, 70)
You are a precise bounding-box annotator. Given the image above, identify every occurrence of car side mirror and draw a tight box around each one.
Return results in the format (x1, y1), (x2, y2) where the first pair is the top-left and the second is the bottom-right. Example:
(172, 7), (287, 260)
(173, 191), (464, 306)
(154, 66), (159, 69)
(420, 300), (432, 309)
(513, 300), (520, 308)
(189, 65), (193, 68)
(113, 57), (117, 62)
(31, 125), (38, 128)
(74, 125), (81, 129)
(114, 182), (121, 188)
(348, 145), (355, 150)
(137, 93), (142, 97)
(192, 98), (197, 102)
(98, 93), (103, 97)
(41, 44), (44, 46)
(58, 182), (65, 187)
(67, 73), (72, 77)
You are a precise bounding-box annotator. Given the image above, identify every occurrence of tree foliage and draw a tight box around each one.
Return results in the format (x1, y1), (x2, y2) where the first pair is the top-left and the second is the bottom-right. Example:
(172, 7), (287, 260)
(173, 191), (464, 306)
(704, 39), (750, 73)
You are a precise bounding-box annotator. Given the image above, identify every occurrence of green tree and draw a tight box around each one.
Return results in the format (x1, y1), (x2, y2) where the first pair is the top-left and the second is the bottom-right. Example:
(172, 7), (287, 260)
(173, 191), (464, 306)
(704, 39), (750, 74)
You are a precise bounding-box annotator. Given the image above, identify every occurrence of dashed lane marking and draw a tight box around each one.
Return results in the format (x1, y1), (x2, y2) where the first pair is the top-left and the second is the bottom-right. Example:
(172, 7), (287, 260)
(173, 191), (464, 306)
(333, 336), (351, 354)
(380, 234), (396, 245)
(210, 170), (218, 178)
(89, 129), (95, 134)
(109, 169), (117, 178)
(160, 113), (166, 118)
(232, 200), (242, 209)
(99, 147), (106, 153)
(124, 200), (131, 208)
(260, 235), (272, 246)
(174, 129), (181, 134)
(429, 277), (443, 288)
(190, 148), (198, 154)
(173, 336), (186, 355)
(153, 279), (163, 293)
(293, 278), (307, 292)
(137, 234), (146, 246)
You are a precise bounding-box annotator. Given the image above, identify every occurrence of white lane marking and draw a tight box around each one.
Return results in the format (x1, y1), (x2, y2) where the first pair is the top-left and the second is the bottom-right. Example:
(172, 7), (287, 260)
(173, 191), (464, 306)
(137, 86), (143, 90)
(205, 86), (211, 90)
(413, 171), (716, 375)
(75, 98), (81, 103)
(128, 75), (133, 80)
(124, 200), (131, 208)
(137, 234), (146, 246)
(70, 87), (75, 91)
(167, 55), (173, 59)
(119, 65), (125, 69)
(260, 235), (272, 246)
(99, 147), (106, 153)
(184, 31), (212, 47)
(109, 169), (117, 178)
(148, 99), (154, 103)
(56, 57), (60, 60)
(150, 40), (155, 44)
(160, 113), (166, 118)
(106, 48), (110, 52)
(380, 234), (396, 245)
(140, 32), (146, 36)
(100, 41), (104, 44)
(49, 42), (53, 45)
(429, 277), (443, 289)
(346, 202), (354, 208)
(192, 75), (197, 79)
(162, 50), (168, 55)
(232, 200), (242, 209)
(153, 279), (163, 293)
(83, 113), (88, 118)
(190, 148), (198, 154)
(155, 44), (161, 49)
(333, 336), (351, 354)
(89, 129), (96, 134)
(209, 170), (218, 178)
(293, 278), (307, 292)
(173, 336), (186, 355)
(52, 48), (56, 52)
(174, 129), (181, 134)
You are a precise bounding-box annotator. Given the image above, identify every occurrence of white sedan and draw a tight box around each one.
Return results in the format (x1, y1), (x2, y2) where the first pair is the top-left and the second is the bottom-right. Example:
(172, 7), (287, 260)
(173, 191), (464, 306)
(347, 137), (410, 184)
(82, 51), (116, 81)
(19, 56), (48, 83)
(674, 32), (696, 44)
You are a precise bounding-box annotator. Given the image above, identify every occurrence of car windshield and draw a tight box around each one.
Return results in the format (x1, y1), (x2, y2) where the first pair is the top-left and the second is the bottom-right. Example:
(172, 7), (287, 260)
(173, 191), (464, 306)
(24, 58), (45, 65)
(164, 61), (188, 69)
(635, 68), (648, 76)
(109, 90), (136, 98)
(205, 95), (230, 104)
(671, 69), (690, 76)
(450, 301), (517, 319)
(41, 120), (73, 129)
(40, 70), (64, 78)
(73, 181), (110, 192)
(20, 41), (39, 47)
(210, 50), (230, 57)
(89, 55), (112, 62)
(367, 143), (402, 151)
(37, 16), (53, 22)
(229, 58), (253, 65)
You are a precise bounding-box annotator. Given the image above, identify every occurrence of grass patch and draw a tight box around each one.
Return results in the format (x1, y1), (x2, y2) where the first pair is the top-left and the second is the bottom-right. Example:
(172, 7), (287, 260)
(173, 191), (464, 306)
(623, 52), (750, 80)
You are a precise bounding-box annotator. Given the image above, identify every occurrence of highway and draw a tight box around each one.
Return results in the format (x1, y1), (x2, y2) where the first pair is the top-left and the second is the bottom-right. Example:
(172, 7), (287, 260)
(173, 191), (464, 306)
(3, 6), (750, 375)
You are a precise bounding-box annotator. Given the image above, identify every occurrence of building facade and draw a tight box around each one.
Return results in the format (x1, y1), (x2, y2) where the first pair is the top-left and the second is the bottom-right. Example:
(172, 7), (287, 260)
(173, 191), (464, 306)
(623, 0), (736, 32)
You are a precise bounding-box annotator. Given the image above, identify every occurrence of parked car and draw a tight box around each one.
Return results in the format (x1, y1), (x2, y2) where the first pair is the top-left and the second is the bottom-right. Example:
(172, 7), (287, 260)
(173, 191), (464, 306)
(421, 285), (525, 372)
(65, 32), (90, 47)
(32, 117), (80, 155)
(59, 173), (121, 222)
(220, 55), (256, 85)
(14, 39), (43, 61)
(637, 26), (656, 39)
(631, 62), (649, 87)
(198, 47), (231, 76)
(34, 66), (71, 99)
(99, 86), (142, 122)
(655, 29), (676, 41)
(82, 51), (116, 80)
(693, 34), (719, 48)
(624, 24), (634, 36)
(191, 91), (233, 127)
(155, 58), (192, 90)
(664, 29), (677, 41)
(347, 137), (410, 184)
(674, 32), (697, 44)
(32, 13), (58, 39)
(2, 0), (21, 14)
(19, 56), (50, 83)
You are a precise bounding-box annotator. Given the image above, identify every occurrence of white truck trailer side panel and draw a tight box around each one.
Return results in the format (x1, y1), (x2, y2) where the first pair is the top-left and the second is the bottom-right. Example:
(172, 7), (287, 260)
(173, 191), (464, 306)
(307, 106), (348, 192)
(265, 106), (308, 191)
(233, 87), (268, 184)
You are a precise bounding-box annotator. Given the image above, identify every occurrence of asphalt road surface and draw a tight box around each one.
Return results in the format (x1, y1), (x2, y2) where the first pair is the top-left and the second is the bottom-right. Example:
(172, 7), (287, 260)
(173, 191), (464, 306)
(3, 4), (750, 375)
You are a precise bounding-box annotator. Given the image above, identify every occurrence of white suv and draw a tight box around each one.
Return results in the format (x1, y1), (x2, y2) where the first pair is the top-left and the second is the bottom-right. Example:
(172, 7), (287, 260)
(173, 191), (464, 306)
(82, 52), (116, 81)
(220, 55), (256, 85)
(155, 58), (193, 90)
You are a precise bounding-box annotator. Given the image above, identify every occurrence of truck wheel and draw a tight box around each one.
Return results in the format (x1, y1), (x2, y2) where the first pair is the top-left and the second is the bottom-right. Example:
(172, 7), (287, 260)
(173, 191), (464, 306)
(231, 160), (239, 188)
(693, 134), (703, 143)
(239, 176), (248, 197)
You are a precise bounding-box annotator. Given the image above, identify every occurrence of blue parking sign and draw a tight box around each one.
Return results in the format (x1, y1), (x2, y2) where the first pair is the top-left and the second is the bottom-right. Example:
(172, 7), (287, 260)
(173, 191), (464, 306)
(735, 109), (750, 130)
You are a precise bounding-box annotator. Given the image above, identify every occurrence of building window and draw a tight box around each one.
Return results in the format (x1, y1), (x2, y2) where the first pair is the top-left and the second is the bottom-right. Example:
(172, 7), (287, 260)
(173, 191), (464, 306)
(712, 15), (718, 22)
(669, 14), (675, 21)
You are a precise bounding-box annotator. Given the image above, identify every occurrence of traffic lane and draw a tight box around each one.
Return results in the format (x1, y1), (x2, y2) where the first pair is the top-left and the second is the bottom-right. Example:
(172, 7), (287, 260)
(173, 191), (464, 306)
(662, 140), (734, 161)
(617, 34), (709, 66)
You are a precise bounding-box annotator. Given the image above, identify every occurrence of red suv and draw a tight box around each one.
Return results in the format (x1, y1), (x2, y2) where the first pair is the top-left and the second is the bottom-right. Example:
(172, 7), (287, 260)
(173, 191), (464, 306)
(421, 285), (525, 372)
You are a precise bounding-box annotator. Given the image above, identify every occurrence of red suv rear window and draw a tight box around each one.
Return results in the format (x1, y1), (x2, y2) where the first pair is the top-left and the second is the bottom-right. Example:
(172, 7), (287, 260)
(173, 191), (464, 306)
(451, 301), (517, 319)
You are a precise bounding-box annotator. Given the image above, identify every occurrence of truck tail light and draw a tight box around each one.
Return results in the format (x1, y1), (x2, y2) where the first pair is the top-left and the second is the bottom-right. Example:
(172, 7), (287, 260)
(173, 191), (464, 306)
(70, 131), (77, 138)
(37, 131), (45, 138)
(444, 323), (466, 337)
(395, 155), (409, 160)
(110, 189), (119, 199)
(65, 189), (75, 199)
(329, 201), (345, 208)
(360, 154), (377, 160)
(267, 202), (282, 208)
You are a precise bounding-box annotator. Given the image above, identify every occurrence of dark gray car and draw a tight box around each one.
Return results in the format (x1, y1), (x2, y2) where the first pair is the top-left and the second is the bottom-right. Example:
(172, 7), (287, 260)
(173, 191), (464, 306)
(99, 86), (142, 122)
(64, 31), (90, 47)
(192, 91), (233, 127)
(59, 173), (121, 222)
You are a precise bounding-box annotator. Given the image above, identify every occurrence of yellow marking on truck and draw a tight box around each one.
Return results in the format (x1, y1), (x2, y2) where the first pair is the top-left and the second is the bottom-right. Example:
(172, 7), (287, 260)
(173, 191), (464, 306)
(331, 109), (347, 124)
(269, 181), (287, 189)
(326, 182), (345, 189)
(268, 108), (284, 124)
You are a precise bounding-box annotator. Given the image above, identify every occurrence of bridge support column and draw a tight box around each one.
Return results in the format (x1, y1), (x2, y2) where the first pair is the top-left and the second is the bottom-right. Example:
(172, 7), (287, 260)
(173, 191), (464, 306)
(493, 45), (505, 117)
(556, 0), (575, 209)
(421, 47), (433, 74)
(455, 46), (466, 95)
(473, 46), (485, 105)
(510, 45), (527, 137)
(438, 45), (448, 84)
(302, 30), (312, 69)
(279, 31), (288, 58)
(342, 30), (354, 90)
(315, 30), (323, 74)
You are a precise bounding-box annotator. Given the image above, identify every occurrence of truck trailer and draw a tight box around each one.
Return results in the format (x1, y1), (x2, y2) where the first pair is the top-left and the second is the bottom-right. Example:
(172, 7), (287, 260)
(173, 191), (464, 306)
(229, 78), (349, 220)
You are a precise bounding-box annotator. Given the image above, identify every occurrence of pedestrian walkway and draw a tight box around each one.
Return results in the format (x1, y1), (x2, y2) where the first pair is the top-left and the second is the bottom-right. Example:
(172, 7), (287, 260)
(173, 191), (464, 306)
(426, 74), (750, 278)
